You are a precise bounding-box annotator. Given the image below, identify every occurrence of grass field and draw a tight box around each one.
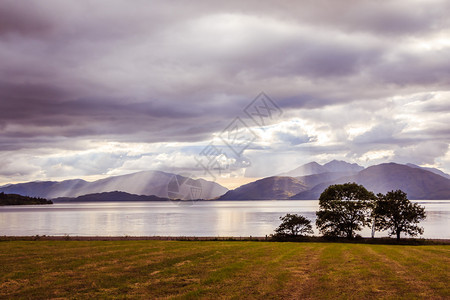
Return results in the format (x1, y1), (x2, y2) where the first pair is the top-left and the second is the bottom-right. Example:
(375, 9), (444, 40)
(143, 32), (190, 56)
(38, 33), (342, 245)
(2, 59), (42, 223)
(0, 240), (449, 299)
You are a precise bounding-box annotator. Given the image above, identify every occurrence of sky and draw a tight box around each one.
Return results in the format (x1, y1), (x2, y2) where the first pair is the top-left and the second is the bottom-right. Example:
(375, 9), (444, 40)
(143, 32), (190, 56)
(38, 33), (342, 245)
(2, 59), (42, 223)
(0, 0), (449, 187)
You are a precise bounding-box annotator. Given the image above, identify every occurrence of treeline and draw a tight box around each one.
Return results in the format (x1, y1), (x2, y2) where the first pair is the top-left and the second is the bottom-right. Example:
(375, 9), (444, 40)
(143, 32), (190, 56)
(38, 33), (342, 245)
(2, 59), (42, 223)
(275, 183), (426, 241)
(0, 192), (53, 205)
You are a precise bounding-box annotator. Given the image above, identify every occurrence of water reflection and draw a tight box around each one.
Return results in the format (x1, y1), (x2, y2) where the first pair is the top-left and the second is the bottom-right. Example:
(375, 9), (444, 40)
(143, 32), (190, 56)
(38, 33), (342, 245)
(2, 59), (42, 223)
(0, 200), (449, 238)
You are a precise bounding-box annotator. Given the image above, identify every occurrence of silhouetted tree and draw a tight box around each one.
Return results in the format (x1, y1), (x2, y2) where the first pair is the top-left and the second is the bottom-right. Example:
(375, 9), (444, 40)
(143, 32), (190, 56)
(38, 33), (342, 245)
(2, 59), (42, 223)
(373, 190), (426, 240)
(316, 183), (375, 238)
(275, 214), (313, 236)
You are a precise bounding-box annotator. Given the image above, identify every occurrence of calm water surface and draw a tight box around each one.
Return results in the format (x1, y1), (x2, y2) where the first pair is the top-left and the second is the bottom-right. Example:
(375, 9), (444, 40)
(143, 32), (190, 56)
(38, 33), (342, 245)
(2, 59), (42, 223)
(0, 200), (449, 238)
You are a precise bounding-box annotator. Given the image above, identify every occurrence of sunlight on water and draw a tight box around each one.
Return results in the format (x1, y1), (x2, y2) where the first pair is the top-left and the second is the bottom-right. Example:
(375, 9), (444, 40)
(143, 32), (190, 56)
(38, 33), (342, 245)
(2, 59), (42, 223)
(0, 200), (449, 238)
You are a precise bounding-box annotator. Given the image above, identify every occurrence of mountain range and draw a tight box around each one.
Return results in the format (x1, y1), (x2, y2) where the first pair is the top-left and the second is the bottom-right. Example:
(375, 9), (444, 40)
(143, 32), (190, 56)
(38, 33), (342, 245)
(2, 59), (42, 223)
(0, 171), (228, 200)
(222, 161), (450, 200)
(1, 160), (450, 201)
(291, 163), (450, 200)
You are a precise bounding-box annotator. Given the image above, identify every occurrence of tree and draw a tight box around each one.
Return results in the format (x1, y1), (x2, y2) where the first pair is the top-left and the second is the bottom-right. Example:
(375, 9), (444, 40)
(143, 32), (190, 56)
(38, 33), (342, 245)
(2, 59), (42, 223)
(275, 214), (313, 237)
(373, 190), (426, 241)
(316, 183), (375, 238)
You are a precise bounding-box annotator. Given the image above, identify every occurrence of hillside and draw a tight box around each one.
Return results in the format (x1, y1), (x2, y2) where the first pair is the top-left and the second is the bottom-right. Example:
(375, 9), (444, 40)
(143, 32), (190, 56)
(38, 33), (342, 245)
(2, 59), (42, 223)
(218, 176), (308, 200)
(291, 163), (450, 200)
(406, 163), (450, 179)
(0, 192), (52, 205)
(0, 171), (228, 200)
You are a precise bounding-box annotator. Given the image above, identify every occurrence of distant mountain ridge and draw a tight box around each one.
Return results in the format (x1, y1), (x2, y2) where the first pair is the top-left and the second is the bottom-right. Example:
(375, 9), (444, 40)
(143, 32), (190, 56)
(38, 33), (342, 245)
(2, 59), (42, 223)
(291, 163), (450, 200)
(279, 162), (327, 177)
(221, 160), (365, 200)
(220, 161), (450, 200)
(2, 161), (450, 201)
(323, 160), (365, 173)
(0, 171), (228, 200)
(406, 163), (450, 179)
(279, 160), (364, 177)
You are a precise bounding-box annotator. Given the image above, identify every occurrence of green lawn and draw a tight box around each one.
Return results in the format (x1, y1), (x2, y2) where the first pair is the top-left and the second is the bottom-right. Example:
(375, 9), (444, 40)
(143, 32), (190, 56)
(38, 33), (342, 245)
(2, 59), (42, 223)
(0, 240), (448, 299)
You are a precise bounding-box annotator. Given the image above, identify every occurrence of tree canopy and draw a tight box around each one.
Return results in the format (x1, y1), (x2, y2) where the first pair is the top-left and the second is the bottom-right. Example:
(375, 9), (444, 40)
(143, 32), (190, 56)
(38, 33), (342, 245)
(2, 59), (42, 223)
(373, 190), (426, 240)
(275, 213), (313, 237)
(0, 192), (52, 205)
(316, 182), (375, 238)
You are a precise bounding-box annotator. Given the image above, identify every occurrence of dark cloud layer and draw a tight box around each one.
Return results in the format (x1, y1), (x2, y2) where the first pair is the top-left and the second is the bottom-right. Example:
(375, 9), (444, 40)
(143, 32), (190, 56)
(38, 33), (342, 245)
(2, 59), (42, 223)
(0, 0), (449, 183)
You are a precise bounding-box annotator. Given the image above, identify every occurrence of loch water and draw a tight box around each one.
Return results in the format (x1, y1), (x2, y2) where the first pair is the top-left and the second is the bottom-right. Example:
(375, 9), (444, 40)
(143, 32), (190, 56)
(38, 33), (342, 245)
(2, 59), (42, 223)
(1, 200), (449, 238)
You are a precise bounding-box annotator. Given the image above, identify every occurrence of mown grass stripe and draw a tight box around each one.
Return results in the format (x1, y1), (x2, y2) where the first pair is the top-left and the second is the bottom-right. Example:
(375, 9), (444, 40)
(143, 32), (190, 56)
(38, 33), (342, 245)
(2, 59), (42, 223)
(0, 241), (448, 299)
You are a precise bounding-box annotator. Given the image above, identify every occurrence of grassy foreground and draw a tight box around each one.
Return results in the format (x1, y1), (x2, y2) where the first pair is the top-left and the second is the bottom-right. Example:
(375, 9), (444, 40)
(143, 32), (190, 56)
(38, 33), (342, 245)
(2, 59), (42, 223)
(0, 241), (448, 299)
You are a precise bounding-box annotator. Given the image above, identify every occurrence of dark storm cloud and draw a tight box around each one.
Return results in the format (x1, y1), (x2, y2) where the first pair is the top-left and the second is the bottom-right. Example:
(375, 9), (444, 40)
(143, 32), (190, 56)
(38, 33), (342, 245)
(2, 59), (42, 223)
(371, 49), (450, 86)
(0, 0), (449, 181)
(0, 94), (231, 150)
(0, 1), (51, 36)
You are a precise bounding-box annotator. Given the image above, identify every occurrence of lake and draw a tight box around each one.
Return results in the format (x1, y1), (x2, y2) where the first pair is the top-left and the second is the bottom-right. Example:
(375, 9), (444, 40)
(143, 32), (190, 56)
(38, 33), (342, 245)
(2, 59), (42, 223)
(0, 200), (449, 238)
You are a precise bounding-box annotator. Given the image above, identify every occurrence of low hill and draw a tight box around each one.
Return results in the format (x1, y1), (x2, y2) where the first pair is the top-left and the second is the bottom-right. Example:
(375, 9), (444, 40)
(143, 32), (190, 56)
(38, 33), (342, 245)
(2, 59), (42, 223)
(0, 192), (52, 205)
(52, 191), (169, 202)
(291, 163), (450, 200)
(218, 176), (308, 200)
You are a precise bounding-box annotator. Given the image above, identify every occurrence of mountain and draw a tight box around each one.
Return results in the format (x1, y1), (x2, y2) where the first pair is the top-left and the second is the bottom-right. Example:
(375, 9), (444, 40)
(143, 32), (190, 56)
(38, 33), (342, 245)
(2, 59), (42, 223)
(217, 176), (308, 200)
(406, 163), (450, 179)
(52, 191), (169, 202)
(291, 163), (450, 200)
(0, 171), (228, 200)
(279, 160), (364, 177)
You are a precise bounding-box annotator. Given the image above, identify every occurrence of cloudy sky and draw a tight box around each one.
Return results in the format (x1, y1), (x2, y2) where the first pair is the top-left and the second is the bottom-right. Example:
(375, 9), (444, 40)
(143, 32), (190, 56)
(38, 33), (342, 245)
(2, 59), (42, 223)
(1, 0), (449, 187)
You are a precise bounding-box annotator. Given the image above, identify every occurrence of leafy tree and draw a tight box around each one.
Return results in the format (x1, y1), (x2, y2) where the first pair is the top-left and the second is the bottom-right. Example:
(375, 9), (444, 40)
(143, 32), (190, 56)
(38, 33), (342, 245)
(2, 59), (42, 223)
(275, 214), (313, 237)
(316, 183), (375, 238)
(373, 190), (426, 240)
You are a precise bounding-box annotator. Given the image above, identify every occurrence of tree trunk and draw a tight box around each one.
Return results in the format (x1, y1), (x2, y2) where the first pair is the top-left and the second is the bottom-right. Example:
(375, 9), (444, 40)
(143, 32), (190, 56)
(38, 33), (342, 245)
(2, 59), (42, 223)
(396, 229), (401, 241)
(347, 229), (352, 239)
(371, 221), (375, 238)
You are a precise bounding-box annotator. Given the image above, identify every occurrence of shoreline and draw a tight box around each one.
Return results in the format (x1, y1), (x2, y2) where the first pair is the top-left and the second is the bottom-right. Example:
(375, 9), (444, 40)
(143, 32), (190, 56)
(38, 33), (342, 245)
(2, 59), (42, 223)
(1, 235), (449, 245)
